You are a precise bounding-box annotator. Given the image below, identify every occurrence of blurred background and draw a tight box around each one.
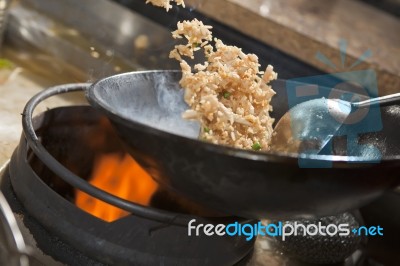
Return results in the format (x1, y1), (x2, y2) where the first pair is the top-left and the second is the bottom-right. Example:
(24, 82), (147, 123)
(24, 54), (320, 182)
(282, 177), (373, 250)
(0, 0), (398, 88)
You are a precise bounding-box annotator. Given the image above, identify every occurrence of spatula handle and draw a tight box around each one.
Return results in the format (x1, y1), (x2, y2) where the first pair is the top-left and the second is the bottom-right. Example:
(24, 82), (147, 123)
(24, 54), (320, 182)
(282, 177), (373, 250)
(353, 93), (400, 108)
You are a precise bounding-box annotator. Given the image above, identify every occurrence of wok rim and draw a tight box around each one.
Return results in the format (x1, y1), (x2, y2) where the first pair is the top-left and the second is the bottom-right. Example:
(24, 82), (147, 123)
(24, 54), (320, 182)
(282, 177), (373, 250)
(86, 70), (400, 166)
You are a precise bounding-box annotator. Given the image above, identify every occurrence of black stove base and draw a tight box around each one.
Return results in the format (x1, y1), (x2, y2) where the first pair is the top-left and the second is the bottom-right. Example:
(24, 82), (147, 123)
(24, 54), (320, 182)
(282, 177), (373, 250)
(3, 163), (400, 266)
(1, 166), (105, 266)
(1, 105), (255, 266)
(1, 165), (256, 266)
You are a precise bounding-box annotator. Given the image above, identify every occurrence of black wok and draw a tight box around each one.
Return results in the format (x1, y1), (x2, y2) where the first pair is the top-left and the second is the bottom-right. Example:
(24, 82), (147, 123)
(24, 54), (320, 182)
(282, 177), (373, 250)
(86, 70), (400, 219)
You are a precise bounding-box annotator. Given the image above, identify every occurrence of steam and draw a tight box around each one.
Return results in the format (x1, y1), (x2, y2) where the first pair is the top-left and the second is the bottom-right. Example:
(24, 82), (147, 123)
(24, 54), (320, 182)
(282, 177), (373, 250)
(113, 72), (200, 139)
(153, 73), (200, 138)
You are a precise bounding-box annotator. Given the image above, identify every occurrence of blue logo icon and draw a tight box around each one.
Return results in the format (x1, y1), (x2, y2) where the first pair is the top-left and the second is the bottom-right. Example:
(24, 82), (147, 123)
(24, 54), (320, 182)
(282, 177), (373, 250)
(285, 40), (382, 167)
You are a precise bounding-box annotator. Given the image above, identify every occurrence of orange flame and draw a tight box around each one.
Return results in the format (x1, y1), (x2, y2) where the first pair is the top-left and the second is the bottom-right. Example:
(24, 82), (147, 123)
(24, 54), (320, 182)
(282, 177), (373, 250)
(75, 153), (158, 222)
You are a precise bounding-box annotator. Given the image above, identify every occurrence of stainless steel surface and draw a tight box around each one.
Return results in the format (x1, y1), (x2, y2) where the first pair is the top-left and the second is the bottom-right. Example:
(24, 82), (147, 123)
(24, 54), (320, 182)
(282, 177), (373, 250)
(6, 3), (135, 82)
(0, 0), (10, 48)
(0, 0), (152, 166)
(183, 0), (400, 95)
(0, 164), (29, 266)
(18, 0), (178, 71)
(0, 194), (29, 266)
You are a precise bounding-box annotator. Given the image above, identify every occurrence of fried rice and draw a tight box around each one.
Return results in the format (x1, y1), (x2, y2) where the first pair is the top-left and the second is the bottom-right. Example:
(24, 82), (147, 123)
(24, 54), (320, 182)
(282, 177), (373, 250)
(145, 0), (185, 11)
(169, 19), (277, 151)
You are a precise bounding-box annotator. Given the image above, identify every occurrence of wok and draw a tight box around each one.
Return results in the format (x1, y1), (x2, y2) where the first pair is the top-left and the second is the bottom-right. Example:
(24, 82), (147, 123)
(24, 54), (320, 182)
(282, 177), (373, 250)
(86, 70), (400, 219)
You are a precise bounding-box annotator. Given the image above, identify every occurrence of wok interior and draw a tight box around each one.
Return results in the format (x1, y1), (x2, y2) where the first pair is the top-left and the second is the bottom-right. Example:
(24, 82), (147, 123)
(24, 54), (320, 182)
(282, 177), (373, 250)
(89, 71), (400, 160)
(90, 71), (200, 139)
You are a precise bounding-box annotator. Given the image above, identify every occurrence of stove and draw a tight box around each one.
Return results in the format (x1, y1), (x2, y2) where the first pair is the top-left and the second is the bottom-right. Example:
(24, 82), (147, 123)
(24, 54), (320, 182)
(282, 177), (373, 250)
(0, 84), (399, 266)
(0, 83), (255, 265)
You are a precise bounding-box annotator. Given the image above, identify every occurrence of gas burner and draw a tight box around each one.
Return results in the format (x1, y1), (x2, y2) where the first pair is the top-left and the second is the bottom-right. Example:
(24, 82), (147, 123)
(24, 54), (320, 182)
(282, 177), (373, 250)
(0, 99), (255, 265)
(0, 84), (399, 265)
